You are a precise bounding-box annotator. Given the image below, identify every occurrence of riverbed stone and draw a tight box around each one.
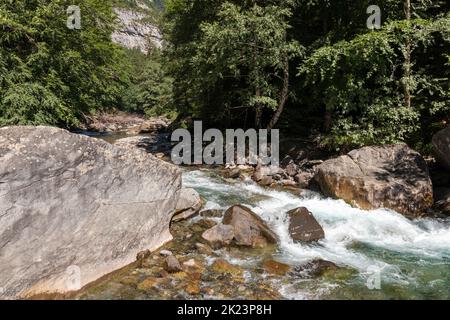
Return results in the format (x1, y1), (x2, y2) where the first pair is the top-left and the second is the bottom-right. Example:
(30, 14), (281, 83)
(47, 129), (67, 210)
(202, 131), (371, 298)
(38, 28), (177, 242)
(164, 256), (183, 273)
(137, 277), (164, 291)
(0, 126), (181, 299)
(294, 171), (315, 189)
(159, 250), (173, 257)
(202, 224), (235, 249)
(314, 144), (433, 217)
(287, 207), (325, 242)
(211, 259), (243, 276)
(182, 259), (204, 273)
(434, 188), (450, 215)
(200, 209), (224, 218)
(263, 260), (291, 276)
(223, 205), (278, 247)
(172, 188), (203, 222)
(259, 176), (273, 186)
(432, 127), (450, 171)
(292, 259), (340, 278)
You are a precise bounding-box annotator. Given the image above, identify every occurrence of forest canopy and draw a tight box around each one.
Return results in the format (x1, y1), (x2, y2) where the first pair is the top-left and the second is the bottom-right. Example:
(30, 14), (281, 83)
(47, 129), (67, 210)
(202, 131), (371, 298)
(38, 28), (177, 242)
(0, 0), (449, 152)
(165, 0), (449, 151)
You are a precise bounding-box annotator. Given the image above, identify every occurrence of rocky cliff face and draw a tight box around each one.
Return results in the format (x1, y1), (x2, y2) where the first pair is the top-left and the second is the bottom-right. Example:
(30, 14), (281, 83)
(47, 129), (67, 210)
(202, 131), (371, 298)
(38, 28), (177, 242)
(0, 126), (181, 298)
(112, 2), (162, 53)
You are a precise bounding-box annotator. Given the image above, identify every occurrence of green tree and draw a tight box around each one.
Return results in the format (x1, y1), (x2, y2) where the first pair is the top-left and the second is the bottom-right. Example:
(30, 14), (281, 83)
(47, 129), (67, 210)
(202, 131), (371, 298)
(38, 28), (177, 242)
(122, 48), (174, 117)
(0, 0), (130, 127)
(166, 0), (302, 129)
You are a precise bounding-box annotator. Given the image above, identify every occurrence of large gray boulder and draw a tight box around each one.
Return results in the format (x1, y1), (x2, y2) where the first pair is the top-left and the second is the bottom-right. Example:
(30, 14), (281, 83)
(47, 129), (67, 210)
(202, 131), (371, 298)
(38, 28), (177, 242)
(314, 144), (433, 217)
(432, 127), (450, 171)
(0, 126), (181, 298)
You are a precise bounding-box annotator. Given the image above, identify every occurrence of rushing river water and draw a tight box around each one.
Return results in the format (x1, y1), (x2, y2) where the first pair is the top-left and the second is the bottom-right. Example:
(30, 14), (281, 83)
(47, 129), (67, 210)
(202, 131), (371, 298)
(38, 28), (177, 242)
(85, 131), (449, 299)
(182, 169), (450, 299)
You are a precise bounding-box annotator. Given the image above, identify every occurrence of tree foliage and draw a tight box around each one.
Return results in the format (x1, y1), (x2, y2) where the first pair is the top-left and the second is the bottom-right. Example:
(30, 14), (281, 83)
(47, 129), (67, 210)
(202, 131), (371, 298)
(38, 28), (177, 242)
(0, 0), (130, 127)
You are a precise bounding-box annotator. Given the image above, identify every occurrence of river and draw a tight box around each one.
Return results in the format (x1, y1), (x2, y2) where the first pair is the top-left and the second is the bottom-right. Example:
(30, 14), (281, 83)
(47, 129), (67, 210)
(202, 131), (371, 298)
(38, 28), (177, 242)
(182, 169), (450, 299)
(79, 131), (450, 299)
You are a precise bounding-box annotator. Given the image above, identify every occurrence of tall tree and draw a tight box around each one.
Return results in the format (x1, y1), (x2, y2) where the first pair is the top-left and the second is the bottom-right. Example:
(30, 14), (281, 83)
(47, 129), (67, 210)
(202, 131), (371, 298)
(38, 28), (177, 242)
(0, 0), (130, 127)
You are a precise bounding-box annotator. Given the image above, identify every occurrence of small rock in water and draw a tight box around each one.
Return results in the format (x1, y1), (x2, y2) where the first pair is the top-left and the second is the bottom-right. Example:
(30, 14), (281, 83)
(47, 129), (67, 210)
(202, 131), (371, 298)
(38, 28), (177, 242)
(159, 250), (173, 257)
(164, 256), (183, 273)
(223, 205), (278, 247)
(259, 176), (273, 186)
(183, 259), (204, 272)
(294, 171), (314, 189)
(434, 188), (450, 215)
(202, 223), (235, 249)
(287, 207), (325, 242)
(136, 249), (150, 261)
(225, 168), (241, 179)
(137, 277), (163, 291)
(211, 259), (244, 276)
(185, 280), (201, 295)
(195, 243), (214, 255)
(280, 179), (297, 187)
(263, 259), (291, 276)
(172, 188), (203, 222)
(200, 209), (224, 218)
(292, 259), (340, 278)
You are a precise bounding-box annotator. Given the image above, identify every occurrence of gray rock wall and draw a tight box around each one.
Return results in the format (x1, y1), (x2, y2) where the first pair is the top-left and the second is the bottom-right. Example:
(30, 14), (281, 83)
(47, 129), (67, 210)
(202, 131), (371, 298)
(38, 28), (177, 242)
(0, 126), (181, 298)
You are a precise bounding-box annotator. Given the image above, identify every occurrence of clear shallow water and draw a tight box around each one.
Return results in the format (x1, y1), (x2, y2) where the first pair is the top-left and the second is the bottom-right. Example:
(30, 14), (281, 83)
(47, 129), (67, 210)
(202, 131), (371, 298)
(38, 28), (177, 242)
(183, 169), (450, 300)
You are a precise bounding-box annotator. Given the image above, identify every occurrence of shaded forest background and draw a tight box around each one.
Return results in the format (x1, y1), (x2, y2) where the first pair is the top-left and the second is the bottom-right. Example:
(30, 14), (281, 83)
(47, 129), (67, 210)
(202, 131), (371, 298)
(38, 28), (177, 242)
(0, 0), (449, 153)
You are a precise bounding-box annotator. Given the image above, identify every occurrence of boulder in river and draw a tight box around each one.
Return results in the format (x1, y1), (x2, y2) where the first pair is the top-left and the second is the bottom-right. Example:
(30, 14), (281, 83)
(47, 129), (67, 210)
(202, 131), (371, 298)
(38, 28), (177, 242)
(314, 144), (433, 217)
(287, 207), (325, 242)
(201, 223), (235, 249)
(434, 188), (450, 215)
(172, 188), (202, 222)
(0, 126), (181, 299)
(292, 259), (341, 278)
(223, 205), (278, 247)
(164, 256), (183, 273)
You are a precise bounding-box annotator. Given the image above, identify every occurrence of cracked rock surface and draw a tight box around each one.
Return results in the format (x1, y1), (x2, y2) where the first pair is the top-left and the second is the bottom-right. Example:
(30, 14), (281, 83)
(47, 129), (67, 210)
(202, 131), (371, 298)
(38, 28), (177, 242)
(0, 126), (181, 298)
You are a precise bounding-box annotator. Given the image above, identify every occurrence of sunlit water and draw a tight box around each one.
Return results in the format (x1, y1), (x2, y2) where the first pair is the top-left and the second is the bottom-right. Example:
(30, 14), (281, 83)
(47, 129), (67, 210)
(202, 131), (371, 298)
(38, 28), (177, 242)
(183, 169), (450, 300)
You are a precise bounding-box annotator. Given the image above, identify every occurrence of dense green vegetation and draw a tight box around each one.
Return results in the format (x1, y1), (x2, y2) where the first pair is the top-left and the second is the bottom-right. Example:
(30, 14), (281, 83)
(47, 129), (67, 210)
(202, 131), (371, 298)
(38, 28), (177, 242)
(0, 0), (448, 152)
(165, 0), (449, 151)
(0, 0), (131, 127)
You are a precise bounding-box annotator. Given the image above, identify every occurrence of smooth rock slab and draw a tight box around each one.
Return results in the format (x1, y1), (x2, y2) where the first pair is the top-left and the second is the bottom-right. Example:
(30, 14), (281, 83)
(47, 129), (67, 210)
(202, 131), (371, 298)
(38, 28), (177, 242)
(0, 126), (181, 298)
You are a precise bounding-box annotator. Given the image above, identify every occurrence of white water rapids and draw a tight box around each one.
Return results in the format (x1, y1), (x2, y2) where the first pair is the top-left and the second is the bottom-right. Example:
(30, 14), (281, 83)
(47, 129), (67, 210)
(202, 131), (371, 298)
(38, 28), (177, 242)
(183, 169), (450, 299)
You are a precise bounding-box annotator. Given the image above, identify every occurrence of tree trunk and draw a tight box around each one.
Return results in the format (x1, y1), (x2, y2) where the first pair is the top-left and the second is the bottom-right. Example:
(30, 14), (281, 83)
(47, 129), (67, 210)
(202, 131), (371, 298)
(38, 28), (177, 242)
(267, 55), (289, 130)
(255, 87), (262, 129)
(403, 0), (412, 108)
